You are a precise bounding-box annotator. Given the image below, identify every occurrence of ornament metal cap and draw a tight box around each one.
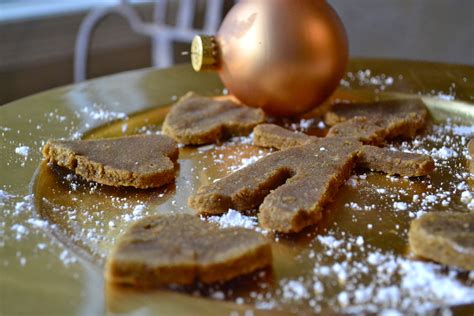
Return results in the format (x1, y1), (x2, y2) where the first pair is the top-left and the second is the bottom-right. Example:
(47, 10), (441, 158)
(191, 35), (220, 72)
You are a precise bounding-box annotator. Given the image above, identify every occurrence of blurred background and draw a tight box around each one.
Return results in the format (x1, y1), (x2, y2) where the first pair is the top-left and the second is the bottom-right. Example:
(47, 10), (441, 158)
(0, 0), (473, 105)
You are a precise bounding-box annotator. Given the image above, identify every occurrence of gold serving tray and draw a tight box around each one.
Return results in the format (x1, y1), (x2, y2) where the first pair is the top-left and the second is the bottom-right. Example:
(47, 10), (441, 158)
(1, 60), (474, 315)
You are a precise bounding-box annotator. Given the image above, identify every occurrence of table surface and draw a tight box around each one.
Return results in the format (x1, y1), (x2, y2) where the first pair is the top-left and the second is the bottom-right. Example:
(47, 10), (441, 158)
(1, 59), (473, 316)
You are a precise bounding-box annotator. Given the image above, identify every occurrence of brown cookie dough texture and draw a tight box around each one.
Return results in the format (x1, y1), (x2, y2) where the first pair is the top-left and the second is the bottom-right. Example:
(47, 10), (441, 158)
(468, 139), (474, 174)
(408, 212), (474, 271)
(162, 92), (265, 145)
(254, 123), (310, 150)
(105, 214), (272, 286)
(358, 146), (434, 177)
(468, 139), (474, 155)
(254, 124), (434, 177)
(325, 99), (428, 145)
(190, 137), (361, 233)
(325, 98), (428, 126)
(42, 134), (178, 189)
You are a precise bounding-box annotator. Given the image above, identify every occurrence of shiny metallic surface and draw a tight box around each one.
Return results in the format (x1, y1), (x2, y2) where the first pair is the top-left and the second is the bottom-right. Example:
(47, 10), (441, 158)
(1, 60), (474, 315)
(216, 0), (348, 116)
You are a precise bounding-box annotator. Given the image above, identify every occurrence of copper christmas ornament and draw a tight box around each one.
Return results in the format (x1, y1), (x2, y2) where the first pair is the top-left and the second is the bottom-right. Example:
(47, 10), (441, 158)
(191, 0), (348, 116)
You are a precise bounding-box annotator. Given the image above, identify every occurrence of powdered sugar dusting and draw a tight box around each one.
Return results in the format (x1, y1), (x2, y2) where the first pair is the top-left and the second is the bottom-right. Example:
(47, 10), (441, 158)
(230, 155), (264, 172)
(304, 232), (474, 314)
(281, 279), (310, 300)
(14, 145), (30, 157)
(81, 104), (127, 121)
(340, 69), (395, 92)
(206, 210), (269, 236)
(207, 209), (258, 230)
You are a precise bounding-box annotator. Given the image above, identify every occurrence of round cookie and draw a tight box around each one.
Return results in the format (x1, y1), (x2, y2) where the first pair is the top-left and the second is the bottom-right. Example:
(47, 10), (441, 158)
(409, 211), (474, 270)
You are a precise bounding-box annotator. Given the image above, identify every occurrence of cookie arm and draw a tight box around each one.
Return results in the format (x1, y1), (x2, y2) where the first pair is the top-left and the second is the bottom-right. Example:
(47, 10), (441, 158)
(188, 152), (294, 215)
(253, 124), (315, 150)
(359, 145), (435, 177)
(254, 125), (434, 177)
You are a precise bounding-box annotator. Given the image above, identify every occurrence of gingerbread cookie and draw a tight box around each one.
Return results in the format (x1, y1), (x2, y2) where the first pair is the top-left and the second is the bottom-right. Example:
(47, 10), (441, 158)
(468, 139), (474, 174)
(254, 124), (434, 177)
(325, 99), (427, 145)
(162, 92), (265, 145)
(42, 134), (178, 189)
(408, 211), (474, 270)
(324, 98), (428, 126)
(190, 138), (362, 233)
(105, 214), (272, 286)
(190, 99), (431, 233)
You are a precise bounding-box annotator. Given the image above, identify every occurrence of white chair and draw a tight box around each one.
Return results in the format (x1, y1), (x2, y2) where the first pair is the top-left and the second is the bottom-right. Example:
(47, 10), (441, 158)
(74, 0), (232, 82)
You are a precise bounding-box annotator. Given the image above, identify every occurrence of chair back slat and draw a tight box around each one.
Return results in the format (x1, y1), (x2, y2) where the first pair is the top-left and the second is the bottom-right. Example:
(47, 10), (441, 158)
(204, 0), (224, 33)
(176, 0), (195, 29)
(153, 0), (168, 24)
